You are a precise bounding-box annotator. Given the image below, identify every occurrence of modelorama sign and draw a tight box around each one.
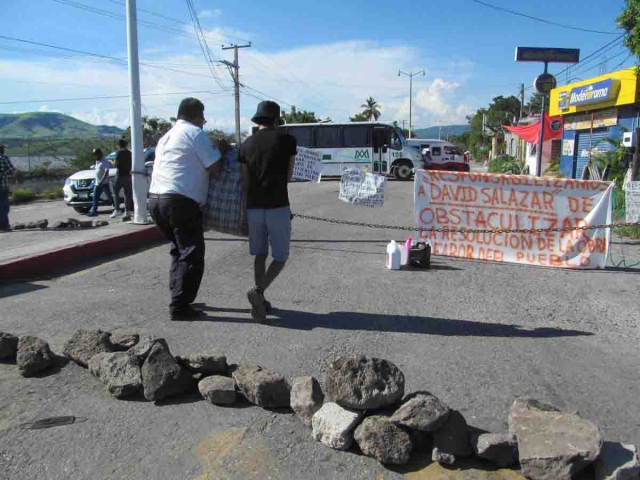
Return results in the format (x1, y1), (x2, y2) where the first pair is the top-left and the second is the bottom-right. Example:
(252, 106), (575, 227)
(566, 79), (619, 108)
(414, 170), (614, 269)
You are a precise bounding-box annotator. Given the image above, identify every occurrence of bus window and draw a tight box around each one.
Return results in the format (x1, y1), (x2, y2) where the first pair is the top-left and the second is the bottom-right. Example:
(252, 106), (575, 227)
(315, 126), (342, 147)
(431, 146), (442, 156)
(389, 129), (403, 150)
(343, 126), (370, 147)
(287, 127), (312, 147)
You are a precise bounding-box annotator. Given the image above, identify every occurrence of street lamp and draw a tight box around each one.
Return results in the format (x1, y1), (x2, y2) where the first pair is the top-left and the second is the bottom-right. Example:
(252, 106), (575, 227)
(398, 69), (425, 139)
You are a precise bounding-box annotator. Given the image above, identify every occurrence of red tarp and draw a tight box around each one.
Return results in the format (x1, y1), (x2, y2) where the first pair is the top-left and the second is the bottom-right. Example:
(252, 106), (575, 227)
(503, 114), (562, 144)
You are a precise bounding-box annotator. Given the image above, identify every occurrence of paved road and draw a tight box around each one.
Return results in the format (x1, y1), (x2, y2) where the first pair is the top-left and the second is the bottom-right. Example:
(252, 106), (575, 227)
(1, 179), (639, 480)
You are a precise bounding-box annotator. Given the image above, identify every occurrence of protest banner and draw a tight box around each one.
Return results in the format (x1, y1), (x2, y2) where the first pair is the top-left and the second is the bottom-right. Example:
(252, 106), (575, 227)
(414, 170), (614, 269)
(293, 147), (323, 182)
(626, 181), (640, 223)
(339, 168), (386, 208)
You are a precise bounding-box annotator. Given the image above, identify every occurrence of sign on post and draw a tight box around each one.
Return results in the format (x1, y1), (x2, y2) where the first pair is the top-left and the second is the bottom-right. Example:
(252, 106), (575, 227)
(515, 47), (580, 64)
(339, 168), (386, 208)
(293, 147), (324, 182)
(414, 170), (614, 269)
(626, 181), (640, 223)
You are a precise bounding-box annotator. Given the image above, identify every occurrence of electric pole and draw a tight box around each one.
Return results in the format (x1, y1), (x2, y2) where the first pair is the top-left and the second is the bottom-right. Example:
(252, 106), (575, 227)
(519, 84), (525, 122)
(222, 43), (251, 144)
(398, 70), (425, 139)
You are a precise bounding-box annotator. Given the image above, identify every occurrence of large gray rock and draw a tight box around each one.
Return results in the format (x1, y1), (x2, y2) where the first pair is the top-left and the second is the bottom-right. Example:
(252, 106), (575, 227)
(140, 342), (193, 401)
(232, 365), (290, 408)
(88, 352), (142, 399)
(433, 410), (472, 457)
(354, 416), (413, 465)
(17, 336), (54, 377)
(324, 355), (404, 410)
(594, 442), (640, 480)
(63, 329), (114, 367)
(176, 353), (227, 375)
(390, 391), (450, 431)
(432, 447), (456, 466)
(312, 402), (363, 451)
(290, 376), (324, 427)
(36, 219), (48, 229)
(198, 376), (236, 405)
(471, 433), (519, 468)
(0, 332), (19, 360)
(128, 336), (166, 362)
(509, 398), (603, 480)
(110, 332), (139, 351)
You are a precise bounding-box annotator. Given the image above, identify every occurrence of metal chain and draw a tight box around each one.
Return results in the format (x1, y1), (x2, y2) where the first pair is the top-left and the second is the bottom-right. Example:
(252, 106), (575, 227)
(292, 213), (640, 235)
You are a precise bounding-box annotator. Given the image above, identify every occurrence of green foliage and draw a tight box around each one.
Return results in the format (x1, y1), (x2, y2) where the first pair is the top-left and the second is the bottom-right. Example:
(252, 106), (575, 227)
(206, 129), (236, 144)
(592, 134), (630, 186)
(526, 93), (550, 115)
(448, 132), (471, 151)
(281, 106), (320, 124)
(360, 97), (381, 122)
(10, 188), (36, 204)
(412, 125), (470, 138)
(41, 187), (64, 200)
(349, 112), (369, 122)
(488, 155), (526, 175)
(617, 0), (640, 69)
(69, 139), (113, 171)
(121, 116), (172, 147)
(613, 188), (640, 237)
(544, 157), (562, 177)
(0, 112), (122, 139)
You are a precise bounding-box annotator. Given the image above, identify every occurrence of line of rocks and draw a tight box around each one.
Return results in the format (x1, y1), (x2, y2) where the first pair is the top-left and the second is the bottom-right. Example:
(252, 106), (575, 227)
(11, 218), (110, 230)
(1, 330), (638, 480)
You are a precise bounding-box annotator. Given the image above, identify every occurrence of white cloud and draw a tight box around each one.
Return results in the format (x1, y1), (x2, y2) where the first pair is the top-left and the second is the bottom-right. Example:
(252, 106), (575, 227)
(71, 108), (130, 128)
(199, 9), (221, 19)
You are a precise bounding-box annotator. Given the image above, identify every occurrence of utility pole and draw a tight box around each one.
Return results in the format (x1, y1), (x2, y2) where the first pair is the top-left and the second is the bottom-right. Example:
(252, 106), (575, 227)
(519, 84), (525, 122)
(125, 0), (147, 224)
(222, 43), (252, 144)
(398, 69), (425, 139)
(632, 128), (640, 181)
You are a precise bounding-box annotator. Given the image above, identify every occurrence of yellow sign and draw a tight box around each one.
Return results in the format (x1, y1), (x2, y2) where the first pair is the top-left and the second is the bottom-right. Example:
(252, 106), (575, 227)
(563, 108), (618, 131)
(550, 68), (638, 116)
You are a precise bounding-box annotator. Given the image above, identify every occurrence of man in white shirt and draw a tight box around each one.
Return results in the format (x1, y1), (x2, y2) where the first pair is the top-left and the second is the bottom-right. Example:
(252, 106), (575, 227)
(148, 98), (222, 320)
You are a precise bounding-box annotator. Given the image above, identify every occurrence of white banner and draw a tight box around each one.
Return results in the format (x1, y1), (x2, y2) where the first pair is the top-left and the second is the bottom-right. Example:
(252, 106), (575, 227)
(339, 168), (386, 208)
(626, 181), (640, 223)
(414, 170), (614, 269)
(293, 147), (323, 182)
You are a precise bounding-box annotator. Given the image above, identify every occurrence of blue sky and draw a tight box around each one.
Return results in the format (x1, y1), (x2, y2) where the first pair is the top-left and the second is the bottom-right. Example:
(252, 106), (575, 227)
(0, 0), (634, 132)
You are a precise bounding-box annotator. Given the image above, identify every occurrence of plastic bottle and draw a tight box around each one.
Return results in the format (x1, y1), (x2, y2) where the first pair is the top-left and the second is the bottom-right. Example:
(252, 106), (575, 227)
(386, 240), (401, 270)
(401, 236), (412, 265)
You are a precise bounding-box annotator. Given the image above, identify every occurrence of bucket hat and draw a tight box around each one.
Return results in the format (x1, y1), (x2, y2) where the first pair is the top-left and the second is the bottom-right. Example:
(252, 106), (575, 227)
(251, 101), (281, 125)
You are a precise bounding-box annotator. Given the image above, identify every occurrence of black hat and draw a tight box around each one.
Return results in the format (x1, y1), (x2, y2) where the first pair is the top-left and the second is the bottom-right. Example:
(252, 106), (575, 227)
(251, 101), (281, 124)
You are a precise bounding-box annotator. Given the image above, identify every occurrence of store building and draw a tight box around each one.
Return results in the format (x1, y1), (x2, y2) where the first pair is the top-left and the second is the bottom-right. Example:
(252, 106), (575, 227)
(550, 67), (639, 179)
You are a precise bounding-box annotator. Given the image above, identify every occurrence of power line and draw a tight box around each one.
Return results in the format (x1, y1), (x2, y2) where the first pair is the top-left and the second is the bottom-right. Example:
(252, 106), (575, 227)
(610, 54), (634, 73)
(105, 0), (190, 26)
(471, 0), (618, 34)
(0, 90), (225, 106)
(240, 84), (293, 107)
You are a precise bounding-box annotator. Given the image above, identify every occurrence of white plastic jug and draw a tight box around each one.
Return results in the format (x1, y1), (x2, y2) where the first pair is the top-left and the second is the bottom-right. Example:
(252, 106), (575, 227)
(386, 240), (401, 270)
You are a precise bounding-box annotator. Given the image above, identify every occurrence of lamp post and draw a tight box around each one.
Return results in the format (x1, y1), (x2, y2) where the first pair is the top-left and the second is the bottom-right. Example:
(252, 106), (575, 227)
(398, 69), (425, 139)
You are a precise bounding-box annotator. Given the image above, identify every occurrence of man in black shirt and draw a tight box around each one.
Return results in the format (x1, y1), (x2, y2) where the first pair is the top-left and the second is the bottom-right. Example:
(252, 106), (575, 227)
(239, 101), (297, 323)
(110, 139), (134, 218)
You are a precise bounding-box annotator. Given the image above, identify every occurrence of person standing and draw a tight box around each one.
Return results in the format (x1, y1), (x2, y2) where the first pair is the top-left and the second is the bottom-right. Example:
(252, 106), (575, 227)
(0, 145), (16, 232)
(239, 101), (297, 323)
(86, 148), (113, 217)
(110, 139), (133, 218)
(148, 98), (221, 321)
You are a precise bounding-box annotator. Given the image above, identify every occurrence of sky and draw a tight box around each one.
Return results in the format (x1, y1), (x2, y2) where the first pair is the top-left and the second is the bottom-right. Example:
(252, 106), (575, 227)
(0, 0), (635, 134)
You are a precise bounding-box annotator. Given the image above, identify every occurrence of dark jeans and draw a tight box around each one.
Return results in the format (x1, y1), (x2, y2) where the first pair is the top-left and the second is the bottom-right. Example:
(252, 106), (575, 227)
(91, 182), (113, 214)
(0, 189), (10, 230)
(148, 194), (205, 312)
(112, 175), (134, 213)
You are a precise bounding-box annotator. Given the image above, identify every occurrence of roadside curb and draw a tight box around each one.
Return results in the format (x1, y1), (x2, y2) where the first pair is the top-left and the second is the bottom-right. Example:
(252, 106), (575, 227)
(0, 225), (164, 282)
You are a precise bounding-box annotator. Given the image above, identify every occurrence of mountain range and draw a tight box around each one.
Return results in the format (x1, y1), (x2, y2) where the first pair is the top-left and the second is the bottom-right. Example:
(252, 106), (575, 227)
(0, 112), (123, 139)
(412, 124), (470, 139)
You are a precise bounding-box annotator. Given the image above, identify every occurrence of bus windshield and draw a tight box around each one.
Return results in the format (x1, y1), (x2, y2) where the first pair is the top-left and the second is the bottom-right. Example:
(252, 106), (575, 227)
(395, 126), (408, 146)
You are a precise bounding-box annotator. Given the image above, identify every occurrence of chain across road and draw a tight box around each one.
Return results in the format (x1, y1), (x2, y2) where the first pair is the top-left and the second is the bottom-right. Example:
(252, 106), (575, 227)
(292, 213), (640, 235)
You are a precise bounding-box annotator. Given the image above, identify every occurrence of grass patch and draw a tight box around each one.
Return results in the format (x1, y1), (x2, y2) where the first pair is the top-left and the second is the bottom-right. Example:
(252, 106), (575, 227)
(10, 188), (36, 204)
(41, 187), (64, 200)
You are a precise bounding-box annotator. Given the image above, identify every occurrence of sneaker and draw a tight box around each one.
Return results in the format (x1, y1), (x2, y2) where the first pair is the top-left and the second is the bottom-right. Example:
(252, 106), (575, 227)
(85, 212), (97, 217)
(263, 299), (273, 313)
(247, 287), (267, 323)
(170, 305), (205, 321)
(110, 210), (123, 218)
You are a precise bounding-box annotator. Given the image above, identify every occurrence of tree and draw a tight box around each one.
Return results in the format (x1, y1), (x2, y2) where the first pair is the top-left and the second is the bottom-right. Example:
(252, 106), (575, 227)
(617, 0), (640, 68)
(122, 116), (173, 147)
(526, 93), (550, 115)
(281, 106), (319, 124)
(360, 97), (381, 121)
(349, 112), (369, 122)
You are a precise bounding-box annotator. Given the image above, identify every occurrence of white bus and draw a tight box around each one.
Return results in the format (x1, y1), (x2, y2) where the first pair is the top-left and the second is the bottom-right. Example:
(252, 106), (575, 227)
(278, 122), (424, 180)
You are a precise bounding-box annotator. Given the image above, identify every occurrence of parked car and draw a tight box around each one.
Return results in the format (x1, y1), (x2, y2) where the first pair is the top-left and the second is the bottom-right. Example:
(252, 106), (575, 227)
(63, 148), (155, 213)
(406, 139), (470, 172)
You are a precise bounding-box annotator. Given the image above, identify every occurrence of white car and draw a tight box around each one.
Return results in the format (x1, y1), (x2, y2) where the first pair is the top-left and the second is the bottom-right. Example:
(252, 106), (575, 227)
(63, 148), (155, 213)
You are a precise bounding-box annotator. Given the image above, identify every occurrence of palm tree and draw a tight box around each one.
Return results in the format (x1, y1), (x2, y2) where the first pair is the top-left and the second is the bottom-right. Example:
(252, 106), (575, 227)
(360, 97), (381, 121)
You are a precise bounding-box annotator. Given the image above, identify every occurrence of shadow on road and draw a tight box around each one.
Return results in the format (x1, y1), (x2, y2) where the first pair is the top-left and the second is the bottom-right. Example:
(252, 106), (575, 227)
(0, 282), (48, 299)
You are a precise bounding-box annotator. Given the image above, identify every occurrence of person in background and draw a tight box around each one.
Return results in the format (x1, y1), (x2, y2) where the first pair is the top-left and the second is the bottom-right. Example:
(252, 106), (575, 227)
(239, 101), (297, 324)
(148, 98), (222, 321)
(86, 148), (113, 218)
(110, 139), (133, 218)
(0, 145), (16, 232)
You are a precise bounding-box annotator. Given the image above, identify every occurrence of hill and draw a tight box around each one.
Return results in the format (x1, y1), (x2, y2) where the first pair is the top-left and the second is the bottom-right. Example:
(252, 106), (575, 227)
(412, 124), (470, 139)
(0, 112), (123, 139)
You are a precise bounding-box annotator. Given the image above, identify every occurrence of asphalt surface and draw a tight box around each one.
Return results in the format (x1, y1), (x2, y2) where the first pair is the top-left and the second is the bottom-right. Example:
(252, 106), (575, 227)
(1, 172), (639, 480)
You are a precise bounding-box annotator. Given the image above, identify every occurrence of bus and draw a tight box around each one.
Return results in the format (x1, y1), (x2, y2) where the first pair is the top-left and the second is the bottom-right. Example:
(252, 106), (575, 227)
(278, 121), (424, 180)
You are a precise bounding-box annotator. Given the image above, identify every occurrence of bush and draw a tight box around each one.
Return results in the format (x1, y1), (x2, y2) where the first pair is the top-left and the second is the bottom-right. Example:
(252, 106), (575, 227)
(10, 188), (36, 204)
(41, 187), (64, 200)
(488, 155), (525, 175)
(613, 188), (640, 238)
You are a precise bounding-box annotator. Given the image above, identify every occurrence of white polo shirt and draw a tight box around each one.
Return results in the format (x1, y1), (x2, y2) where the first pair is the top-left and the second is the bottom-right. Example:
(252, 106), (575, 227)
(149, 120), (221, 205)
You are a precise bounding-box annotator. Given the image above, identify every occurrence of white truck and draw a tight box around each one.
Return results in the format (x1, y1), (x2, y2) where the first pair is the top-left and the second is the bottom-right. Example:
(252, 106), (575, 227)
(406, 139), (470, 172)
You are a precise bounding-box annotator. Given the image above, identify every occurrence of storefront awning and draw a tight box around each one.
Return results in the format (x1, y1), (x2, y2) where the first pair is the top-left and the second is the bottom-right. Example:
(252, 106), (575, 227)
(503, 114), (562, 144)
